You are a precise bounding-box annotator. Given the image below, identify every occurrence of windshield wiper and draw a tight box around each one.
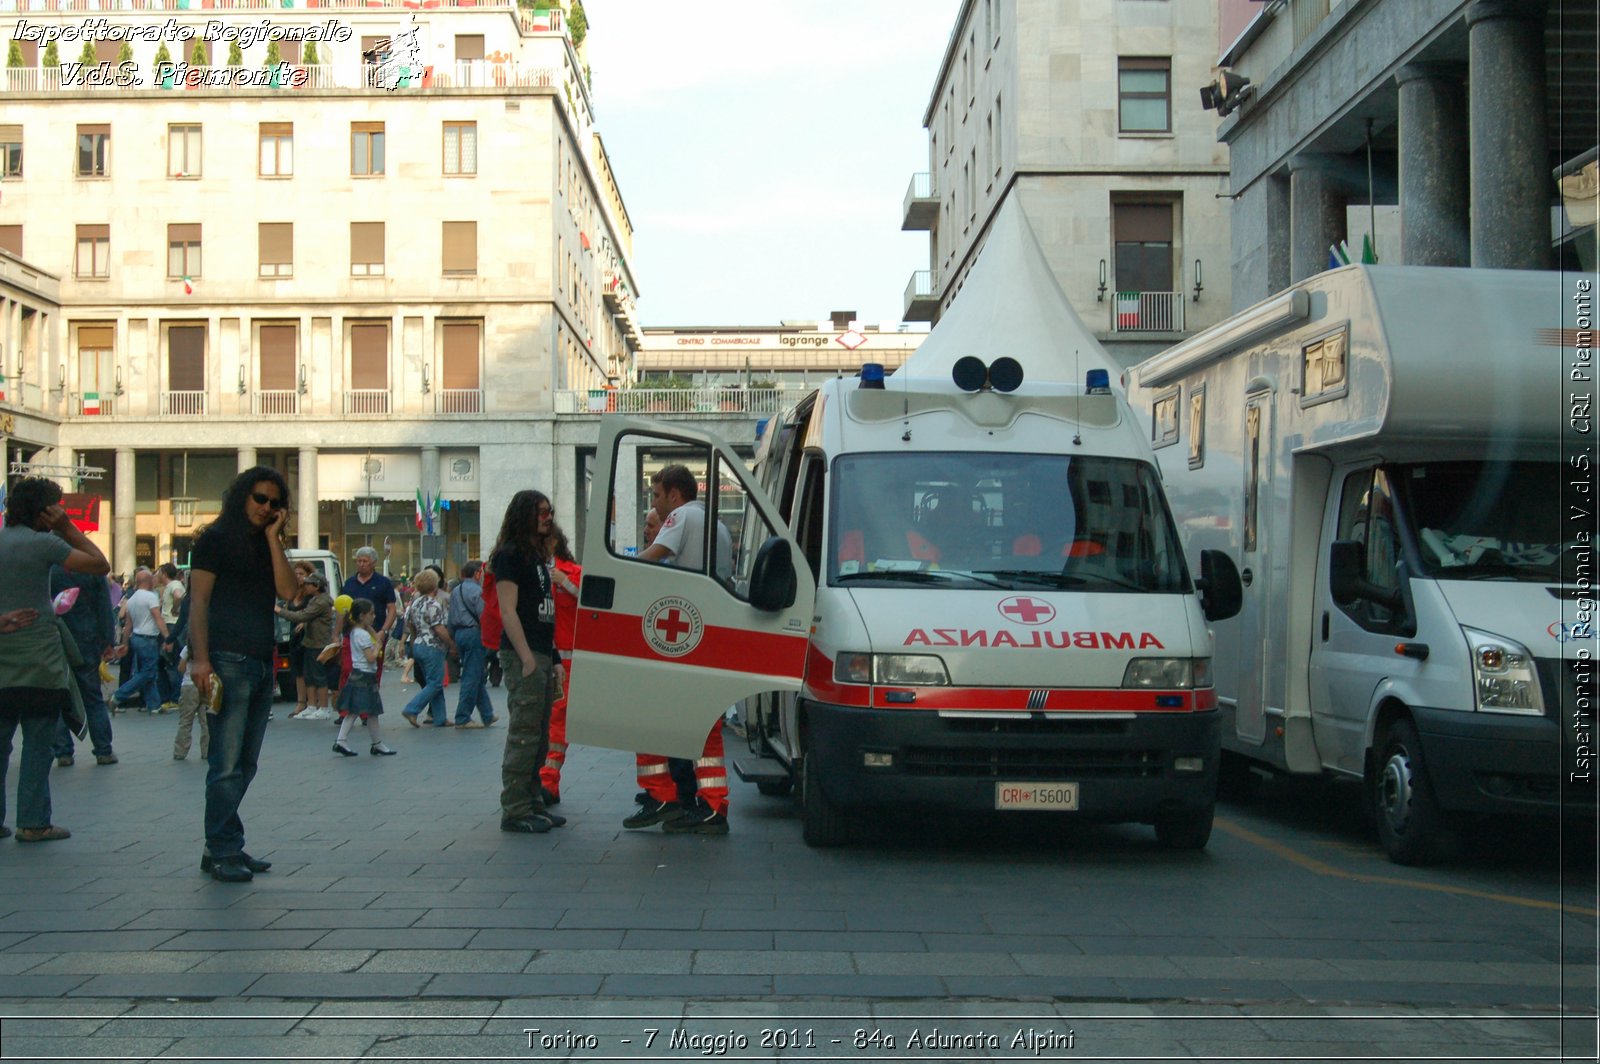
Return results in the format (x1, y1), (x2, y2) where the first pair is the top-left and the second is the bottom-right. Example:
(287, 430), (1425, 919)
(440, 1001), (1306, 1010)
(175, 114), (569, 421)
(975, 570), (1088, 589)
(835, 569), (1010, 589)
(1435, 560), (1534, 581)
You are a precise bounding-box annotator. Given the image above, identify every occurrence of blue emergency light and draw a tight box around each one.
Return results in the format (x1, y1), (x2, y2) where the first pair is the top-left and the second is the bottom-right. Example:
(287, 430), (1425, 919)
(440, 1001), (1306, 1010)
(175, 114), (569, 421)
(754, 417), (769, 441)
(859, 362), (886, 389)
(1085, 369), (1111, 394)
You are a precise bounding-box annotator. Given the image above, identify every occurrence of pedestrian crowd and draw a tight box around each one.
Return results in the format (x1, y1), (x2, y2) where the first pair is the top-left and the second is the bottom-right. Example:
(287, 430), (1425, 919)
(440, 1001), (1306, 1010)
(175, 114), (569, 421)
(0, 463), (738, 880)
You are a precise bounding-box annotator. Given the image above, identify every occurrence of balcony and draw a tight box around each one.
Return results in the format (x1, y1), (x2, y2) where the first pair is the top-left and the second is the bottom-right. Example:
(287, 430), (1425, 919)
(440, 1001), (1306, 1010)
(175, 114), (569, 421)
(253, 390), (299, 416)
(902, 172), (938, 231)
(163, 390), (206, 416)
(1111, 291), (1186, 333)
(435, 388), (482, 414)
(903, 269), (940, 322)
(73, 393), (114, 416)
(554, 387), (802, 416)
(344, 389), (390, 415)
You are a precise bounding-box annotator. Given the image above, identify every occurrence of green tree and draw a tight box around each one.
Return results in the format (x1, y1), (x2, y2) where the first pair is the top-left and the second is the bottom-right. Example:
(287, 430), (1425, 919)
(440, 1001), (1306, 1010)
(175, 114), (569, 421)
(227, 40), (242, 67)
(152, 40), (172, 85)
(43, 40), (60, 68)
(77, 40), (95, 66)
(263, 39), (281, 68)
(153, 41), (172, 68)
(117, 40), (133, 64)
(189, 38), (207, 67)
(569, 0), (587, 46)
(301, 40), (318, 66)
(6, 40), (24, 68)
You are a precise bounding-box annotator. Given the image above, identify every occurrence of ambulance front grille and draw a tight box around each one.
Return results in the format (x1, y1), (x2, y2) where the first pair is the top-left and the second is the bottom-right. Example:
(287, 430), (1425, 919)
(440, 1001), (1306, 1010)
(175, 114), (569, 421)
(901, 746), (1165, 779)
(941, 717), (1130, 737)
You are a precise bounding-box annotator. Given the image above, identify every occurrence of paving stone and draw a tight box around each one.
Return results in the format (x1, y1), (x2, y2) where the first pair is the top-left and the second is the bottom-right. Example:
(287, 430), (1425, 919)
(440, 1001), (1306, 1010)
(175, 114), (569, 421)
(268, 909), (428, 930)
(156, 1034), (379, 1058)
(523, 949), (693, 975)
(600, 973), (774, 997)
(154, 929), (328, 952)
(556, 909), (705, 930)
(68, 973), (258, 998)
(0, 911), (150, 934)
(703, 909), (846, 932)
(422, 974), (605, 998)
(225, 891), (383, 910)
(122, 909), (289, 931)
(0, 1036), (176, 1059)
(243, 973), (433, 998)
(772, 974), (945, 997)
(922, 933), (1084, 954)
(690, 950), (854, 975)
(188, 949), (375, 973)
(773, 931), (926, 952)
(5, 930), (184, 953)
(311, 928), (476, 950)
(358, 949), (535, 973)
(414, 908), (561, 929)
(24, 952), (210, 975)
(620, 929), (772, 951)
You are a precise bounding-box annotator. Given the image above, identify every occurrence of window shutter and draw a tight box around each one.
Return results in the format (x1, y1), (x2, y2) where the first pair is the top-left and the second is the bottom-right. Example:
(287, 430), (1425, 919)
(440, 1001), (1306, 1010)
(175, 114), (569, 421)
(167, 326), (206, 392)
(77, 223), (109, 241)
(350, 323), (388, 389)
(259, 222), (293, 266)
(0, 125), (21, 141)
(351, 221), (384, 263)
(1114, 203), (1173, 243)
(441, 322), (479, 389)
(442, 221), (476, 274)
(78, 326), (114, 350)
(168, 223), (201, 244)
(0, 225), (19, 258)
(258, 324), (296, 390)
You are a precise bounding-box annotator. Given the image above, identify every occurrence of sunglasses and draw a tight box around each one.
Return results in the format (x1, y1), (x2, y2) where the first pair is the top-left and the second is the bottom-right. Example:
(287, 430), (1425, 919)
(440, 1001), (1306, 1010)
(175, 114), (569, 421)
(250, 492), (286, 511)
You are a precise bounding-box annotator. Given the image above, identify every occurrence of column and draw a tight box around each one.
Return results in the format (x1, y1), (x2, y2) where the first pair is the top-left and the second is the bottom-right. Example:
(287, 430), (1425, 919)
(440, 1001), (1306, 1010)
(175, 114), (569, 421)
(237, 446), (256, 472)
(1398, 63), (1470, 266)
(1467, 0), (1553, 269)
(298, 446), (318, 550)
(1289, 154), (1348, 284)
(114, 447), (136, 578)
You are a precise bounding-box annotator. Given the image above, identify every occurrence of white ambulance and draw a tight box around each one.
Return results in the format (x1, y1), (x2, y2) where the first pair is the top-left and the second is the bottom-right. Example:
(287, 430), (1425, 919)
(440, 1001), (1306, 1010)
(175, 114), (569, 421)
(566, 200), (1243, 848)
(1128, 265), (1594, 864)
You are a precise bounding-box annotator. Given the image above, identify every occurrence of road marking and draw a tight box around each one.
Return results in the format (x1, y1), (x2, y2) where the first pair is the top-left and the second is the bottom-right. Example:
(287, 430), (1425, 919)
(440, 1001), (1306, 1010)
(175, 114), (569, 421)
(1214, 817), (1600, 917)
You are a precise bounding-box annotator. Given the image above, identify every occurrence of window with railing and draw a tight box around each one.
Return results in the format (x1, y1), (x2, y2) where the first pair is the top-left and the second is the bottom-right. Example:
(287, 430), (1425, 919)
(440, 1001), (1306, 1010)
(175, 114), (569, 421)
(166, 323), (205, 414)
(348, 322), (389, 413)
(257, 322), (298, 414)
(438, 320), (481, 413)
(1111, 199), (1182, 330)
(76, 324), (114, 416)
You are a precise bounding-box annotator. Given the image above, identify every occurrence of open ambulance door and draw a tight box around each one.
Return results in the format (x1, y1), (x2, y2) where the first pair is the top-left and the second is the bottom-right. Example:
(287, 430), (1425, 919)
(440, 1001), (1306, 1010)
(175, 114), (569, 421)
(566, 417), (816, 760)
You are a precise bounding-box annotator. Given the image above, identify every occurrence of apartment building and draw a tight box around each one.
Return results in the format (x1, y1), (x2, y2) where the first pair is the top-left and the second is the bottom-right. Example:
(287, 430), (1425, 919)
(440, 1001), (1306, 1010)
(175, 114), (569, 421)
(902, 0), (1233, 367)
(1214, 0), (1596, 309)
(0, 0), (641, 577)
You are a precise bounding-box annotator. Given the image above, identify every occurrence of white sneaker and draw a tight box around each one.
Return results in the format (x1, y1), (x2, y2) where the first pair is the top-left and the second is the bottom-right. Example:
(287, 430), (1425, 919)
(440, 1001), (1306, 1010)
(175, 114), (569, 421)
(306, 707), (334, 721)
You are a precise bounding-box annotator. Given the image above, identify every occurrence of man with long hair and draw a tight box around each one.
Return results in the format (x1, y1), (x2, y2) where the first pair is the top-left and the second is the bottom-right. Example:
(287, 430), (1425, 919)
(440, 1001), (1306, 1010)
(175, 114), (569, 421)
(489, 490), (565, 834)
(187, 466), (298, 882)
(0, 476), (110, 841)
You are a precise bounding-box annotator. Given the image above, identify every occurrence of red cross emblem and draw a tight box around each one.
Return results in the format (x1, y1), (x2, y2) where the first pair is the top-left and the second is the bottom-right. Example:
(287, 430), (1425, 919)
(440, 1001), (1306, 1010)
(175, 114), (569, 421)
(998, 596), (1055, 626)
(654, 608), (692, 644)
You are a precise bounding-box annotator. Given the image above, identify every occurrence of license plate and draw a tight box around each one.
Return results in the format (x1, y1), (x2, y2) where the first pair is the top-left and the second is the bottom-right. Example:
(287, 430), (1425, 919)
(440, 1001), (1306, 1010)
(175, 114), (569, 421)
(995, 782), (1079, 811)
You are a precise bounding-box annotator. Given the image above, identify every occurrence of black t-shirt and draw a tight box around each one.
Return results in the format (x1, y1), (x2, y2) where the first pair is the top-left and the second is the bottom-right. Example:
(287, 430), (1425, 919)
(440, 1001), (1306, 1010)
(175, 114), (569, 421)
(489, 545), (554, 655)
(190, 524), (278, 661)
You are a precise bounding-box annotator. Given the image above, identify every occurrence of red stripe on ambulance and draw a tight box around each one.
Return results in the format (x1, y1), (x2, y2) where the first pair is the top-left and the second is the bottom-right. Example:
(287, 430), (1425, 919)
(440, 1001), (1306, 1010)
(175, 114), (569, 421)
(581, 610), (807, 674)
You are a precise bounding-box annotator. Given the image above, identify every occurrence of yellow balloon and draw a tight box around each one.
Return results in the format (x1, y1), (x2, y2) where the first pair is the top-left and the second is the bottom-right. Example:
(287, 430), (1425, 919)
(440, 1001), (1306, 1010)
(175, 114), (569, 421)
(334, 594), (353, 613)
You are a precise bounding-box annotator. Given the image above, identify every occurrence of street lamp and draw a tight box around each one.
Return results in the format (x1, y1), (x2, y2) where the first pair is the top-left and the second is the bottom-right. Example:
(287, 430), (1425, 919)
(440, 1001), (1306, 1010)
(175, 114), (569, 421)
(355, 452), (383, 526)
(171, 451), (198, 528)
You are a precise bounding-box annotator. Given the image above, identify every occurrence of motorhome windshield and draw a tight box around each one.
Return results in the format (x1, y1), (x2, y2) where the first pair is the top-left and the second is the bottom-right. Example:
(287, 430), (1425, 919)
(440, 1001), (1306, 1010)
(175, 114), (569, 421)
(1396, 462), (1567, 583)
(829, 452), (1190, 593)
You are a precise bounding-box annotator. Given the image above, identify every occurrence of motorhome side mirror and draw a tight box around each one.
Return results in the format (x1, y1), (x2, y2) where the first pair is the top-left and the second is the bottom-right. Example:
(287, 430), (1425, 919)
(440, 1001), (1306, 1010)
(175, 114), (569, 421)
(747, 536), (798, 612)
(1197, 549), (1242, 622)
(1329, 540), (1365, 606)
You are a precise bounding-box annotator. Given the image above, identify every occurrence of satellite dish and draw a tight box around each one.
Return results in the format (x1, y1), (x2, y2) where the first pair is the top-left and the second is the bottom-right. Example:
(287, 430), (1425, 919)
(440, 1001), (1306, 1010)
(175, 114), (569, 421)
(951, 356), (987, 392)
(988, 357), (1025, 393)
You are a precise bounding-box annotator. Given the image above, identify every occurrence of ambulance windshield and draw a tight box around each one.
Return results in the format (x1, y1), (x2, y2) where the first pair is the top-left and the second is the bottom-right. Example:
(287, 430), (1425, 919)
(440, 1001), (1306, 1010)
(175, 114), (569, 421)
(1396, 461), (1569, 583)
(829, 452), (1190, 593)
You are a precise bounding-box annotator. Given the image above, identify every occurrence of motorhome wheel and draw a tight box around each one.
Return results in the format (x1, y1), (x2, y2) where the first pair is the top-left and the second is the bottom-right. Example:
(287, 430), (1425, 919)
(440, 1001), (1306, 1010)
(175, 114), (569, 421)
(1374, 719), (1448, 866)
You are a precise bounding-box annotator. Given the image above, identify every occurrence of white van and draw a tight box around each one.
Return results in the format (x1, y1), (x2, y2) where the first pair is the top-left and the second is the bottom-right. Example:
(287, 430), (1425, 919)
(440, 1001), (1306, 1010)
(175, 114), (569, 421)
(1129, 265), (1594, 864)
(566, 200), (1242, 848)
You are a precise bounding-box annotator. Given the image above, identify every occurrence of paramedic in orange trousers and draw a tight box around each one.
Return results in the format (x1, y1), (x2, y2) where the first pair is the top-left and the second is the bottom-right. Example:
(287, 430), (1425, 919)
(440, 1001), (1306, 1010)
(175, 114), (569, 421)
(538, 526), (581, 805)
(623, 464), (731, 835)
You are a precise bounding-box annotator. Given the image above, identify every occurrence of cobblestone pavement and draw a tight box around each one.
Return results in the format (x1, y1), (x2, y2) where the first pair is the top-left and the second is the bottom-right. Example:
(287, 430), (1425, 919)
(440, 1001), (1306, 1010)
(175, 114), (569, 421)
(0, 672), (1593, 1061)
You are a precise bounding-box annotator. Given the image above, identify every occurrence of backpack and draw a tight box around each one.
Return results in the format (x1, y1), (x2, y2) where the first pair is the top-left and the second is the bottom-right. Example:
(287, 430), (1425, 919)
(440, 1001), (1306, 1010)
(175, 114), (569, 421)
(480, 570), (503, 649)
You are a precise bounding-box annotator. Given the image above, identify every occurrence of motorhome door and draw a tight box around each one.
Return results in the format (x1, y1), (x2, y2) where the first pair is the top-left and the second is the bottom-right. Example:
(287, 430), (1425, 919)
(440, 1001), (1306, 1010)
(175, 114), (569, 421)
(1234, 387), (1274, 743)
(566, 417), (816, 760)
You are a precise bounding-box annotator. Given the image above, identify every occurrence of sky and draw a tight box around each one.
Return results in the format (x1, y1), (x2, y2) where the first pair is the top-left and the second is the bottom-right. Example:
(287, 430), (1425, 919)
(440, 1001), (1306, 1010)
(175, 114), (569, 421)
(582, 0), (963, 329)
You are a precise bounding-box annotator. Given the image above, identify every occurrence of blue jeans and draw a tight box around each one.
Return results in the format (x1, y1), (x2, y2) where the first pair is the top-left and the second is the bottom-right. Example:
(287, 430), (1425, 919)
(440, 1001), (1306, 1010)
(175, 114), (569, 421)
(203, 651), (274, 859)
(403, 643), (448, 725)
(55, 658), (115, 759)
(114, 634), (164, 711)
(0, 710), (58, 829)
(452, 627), (495, 724)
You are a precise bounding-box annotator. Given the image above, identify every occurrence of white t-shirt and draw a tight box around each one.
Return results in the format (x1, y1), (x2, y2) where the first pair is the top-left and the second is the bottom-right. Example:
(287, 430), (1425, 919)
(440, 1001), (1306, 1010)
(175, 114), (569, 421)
(654, 499), (733, 579)
(125, 587), (162, 638)
(351, 627), (378, 673)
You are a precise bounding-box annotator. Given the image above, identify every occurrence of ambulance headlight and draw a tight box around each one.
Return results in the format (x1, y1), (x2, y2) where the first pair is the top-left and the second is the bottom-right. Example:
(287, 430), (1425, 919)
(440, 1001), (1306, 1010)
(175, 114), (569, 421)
(1463, 627), (1543, 715)
(874, 655), (950, 686)
(1122, 658), (1208, 689)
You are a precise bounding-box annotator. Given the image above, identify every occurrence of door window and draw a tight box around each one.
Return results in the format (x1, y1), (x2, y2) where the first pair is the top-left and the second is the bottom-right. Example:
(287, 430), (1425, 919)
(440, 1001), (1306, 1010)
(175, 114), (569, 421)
(1334, 468), (1406, 632)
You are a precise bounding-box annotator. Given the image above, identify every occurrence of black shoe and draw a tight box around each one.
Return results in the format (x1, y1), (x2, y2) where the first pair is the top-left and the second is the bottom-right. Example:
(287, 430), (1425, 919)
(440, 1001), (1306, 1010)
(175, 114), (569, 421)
(634, 790), (650, 805)
(533, 806), (566, 828)
(208, 856), (254, 882)
(541, 786), (561, 807)
(333, 742), (358, 757)
(369, 743), (397, 756)
(623, 798), (682, 829)
(201, 852), (272, 874)
(663, 804), (730, 835)
(96, 753), (118, 765)
(500, 815), (553, 834)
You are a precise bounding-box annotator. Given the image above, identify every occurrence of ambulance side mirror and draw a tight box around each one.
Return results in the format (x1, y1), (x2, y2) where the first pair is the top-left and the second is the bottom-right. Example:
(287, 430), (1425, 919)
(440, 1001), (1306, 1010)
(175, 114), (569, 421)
(748, 536), (798, 612)
(1196, 549), (1242, 622)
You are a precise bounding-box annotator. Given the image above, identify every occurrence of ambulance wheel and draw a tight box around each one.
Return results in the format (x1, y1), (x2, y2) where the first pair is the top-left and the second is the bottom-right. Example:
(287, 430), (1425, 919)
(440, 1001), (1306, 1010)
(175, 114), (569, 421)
(757, 778), (794, 798)
(1153, 801), (1214, 850)
(1374, 719), (1449, 866)
(800, 754), (849, 847)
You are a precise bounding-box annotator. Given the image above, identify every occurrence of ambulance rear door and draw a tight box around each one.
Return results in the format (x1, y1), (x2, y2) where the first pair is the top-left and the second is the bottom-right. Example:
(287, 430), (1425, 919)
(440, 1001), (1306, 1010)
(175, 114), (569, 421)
(566, 417), (817, 760)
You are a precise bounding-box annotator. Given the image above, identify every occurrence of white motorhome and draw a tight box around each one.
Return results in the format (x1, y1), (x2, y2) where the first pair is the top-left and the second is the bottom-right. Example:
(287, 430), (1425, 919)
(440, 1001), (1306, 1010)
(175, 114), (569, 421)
(566, 200), (1242, 848)
(1130, 265), (1594, 864)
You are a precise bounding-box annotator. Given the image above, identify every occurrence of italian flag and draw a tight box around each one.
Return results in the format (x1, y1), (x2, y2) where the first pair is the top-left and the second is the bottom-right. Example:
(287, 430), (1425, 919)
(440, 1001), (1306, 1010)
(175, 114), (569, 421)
(182, 275), (194, 295)
(83, 392), (100, 415)
(1115, 292), (1140, 329)
(414, 488), (425, 530)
